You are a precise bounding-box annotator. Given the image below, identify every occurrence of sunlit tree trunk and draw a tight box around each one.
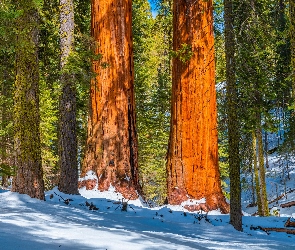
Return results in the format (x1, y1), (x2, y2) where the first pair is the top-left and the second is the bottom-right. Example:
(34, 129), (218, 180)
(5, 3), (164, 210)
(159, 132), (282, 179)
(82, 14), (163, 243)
(58, 0), (78, 194)
(12, 1), (44, 200)
(224, 0), (242, 230)
(166, 0), (228, 213)
(81, 0), (139, 199)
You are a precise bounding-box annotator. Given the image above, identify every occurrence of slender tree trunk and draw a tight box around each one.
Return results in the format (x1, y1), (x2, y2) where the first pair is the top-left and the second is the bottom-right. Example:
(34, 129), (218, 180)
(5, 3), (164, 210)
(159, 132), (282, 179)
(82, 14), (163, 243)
(166, 0), (228, 213)
(252, 131), (262, 215)
(224, 0), (242, 230)
(291, 0), (295, 94)
(81, 0), (140, 199)
(12, 1), (44, 200)
(256, 115), (269, 216)
(1, 56), (8, 187)
(58, 0), (78, 194)
(264, 131), (269, 168)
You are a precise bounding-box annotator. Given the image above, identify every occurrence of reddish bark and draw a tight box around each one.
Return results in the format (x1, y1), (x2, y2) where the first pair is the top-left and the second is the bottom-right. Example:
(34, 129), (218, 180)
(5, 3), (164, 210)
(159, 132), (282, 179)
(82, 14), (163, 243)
(166, 0), (229, 213)
(78, 179), (97, 190)
(81, 0), (139, 199)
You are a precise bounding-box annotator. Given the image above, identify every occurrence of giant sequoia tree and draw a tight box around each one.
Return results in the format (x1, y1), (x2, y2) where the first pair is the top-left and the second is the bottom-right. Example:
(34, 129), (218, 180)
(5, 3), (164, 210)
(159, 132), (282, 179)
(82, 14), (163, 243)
(81, 0), (140, 198)
(12, 0), (45, 200)
(166, 0), (228, 213)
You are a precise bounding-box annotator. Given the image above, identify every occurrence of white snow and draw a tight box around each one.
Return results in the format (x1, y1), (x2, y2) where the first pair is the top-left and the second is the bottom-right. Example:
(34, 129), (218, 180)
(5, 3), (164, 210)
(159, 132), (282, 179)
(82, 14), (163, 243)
(0, 183), (295, 250)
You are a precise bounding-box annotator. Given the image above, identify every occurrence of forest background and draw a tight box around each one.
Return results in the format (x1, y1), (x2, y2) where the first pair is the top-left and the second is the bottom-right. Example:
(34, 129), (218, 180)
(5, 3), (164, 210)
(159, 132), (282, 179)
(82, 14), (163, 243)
(0, 0), (294, 214)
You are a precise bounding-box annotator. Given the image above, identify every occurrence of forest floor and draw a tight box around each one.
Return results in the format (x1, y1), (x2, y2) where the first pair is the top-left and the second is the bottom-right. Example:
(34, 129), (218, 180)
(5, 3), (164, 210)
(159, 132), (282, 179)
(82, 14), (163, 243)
(1, 162), (295, 250)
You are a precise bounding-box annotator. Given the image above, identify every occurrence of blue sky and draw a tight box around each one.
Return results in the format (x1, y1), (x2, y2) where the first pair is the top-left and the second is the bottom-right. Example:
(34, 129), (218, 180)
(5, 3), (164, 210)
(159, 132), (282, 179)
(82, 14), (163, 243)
(148, 0), (157, 10)
(148, 0), (158, 17)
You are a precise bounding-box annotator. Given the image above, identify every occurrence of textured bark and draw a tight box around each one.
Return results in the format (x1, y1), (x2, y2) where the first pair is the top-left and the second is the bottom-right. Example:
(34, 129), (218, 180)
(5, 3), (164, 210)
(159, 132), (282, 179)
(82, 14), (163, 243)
(291, 0), (295, 95)
(58, 0), (78, 194)
(224, 0), (242, 230)
(252, 131), (262, 216)
(12, 2), (45, 200)
(166, 0), (228, 213)
(257, 116), (269, 216)
(81, 0), (139, 199)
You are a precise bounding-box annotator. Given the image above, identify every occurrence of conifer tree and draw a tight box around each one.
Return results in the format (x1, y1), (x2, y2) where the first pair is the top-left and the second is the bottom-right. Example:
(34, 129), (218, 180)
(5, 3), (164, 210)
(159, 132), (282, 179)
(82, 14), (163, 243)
(81, 0), (140, 198)
(58, 0), (78, 194)
(166, 0), (229, 213)
(224, 0), (242, 230)
(12, 0), (45, 200)
(291, 0), (295, 91)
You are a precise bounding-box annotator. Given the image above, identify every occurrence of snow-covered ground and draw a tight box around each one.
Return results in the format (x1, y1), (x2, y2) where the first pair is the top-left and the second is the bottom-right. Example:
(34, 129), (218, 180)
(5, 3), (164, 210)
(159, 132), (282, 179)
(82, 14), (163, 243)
(1, 180), (295, 250)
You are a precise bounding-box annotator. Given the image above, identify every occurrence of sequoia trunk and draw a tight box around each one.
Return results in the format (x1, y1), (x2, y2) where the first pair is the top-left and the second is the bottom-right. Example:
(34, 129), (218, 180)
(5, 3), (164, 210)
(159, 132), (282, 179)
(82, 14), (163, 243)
(81, 0), (139, 199)
(58, 0), (78, 194)
(166, 0), (228, 213)
(12, 1), (45, 200)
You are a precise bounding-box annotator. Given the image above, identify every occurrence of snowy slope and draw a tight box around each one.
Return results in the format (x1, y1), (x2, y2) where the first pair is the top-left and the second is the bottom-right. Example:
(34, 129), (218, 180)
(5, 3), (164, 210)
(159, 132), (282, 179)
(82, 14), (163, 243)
(0, 185), (295, 250)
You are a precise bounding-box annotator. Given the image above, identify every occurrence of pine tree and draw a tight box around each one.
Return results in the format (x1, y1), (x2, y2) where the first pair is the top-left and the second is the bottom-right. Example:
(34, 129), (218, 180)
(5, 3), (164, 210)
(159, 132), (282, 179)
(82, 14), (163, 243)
(58, 0), (78, 194)
(12, 0), (45, 200)
(224, 0), (242, 230)
(166, 0), (229, 213)
(81, 0), (140, 199)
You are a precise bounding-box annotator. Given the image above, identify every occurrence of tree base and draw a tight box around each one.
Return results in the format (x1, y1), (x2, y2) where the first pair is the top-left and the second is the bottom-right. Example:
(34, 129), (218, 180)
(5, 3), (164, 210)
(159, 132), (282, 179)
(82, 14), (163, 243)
(168, 188), (229, 214)
(78, 172), (138, 200)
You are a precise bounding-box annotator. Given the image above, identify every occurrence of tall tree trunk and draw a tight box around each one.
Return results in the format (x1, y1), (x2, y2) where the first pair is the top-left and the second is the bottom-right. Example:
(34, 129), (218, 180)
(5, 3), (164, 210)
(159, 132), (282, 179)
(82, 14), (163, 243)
(0, 55), (10, 187)
(291, 0), (295, 94)
(81, 0), (140, 199)
(224, 0), (242, 230)
(252, 131), (262, 215)
(12, 1), (44, 200)
(58, 0), (78, 194)
(256, 115), (269, 216)
(166, 0), (229, 213)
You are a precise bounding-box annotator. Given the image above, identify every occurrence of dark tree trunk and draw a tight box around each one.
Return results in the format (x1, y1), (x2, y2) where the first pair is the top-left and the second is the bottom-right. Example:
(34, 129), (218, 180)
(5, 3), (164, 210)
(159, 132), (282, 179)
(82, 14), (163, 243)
(252, 131), (262, 215)
(291, 0), (295, 94)
(256, 116), (269, 216)
(81, 0), (140, 199)
(166, 0), (229, 213)
(12, 1), (45, 200)
(58, 0), (78, 194)
(224, 0), (242, 230)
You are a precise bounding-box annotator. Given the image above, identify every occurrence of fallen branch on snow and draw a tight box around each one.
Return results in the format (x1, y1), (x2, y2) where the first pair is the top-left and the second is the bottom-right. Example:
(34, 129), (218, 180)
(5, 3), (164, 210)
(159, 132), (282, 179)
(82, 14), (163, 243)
(251, 226), (295, 235)
(280, 201), (295, 208)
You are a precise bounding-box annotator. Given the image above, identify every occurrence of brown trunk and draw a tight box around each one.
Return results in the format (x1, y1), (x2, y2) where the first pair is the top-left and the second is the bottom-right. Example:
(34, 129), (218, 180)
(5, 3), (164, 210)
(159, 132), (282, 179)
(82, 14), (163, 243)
(166, 0), (228, 213)
(58, 0), (78, 194)
(81, 0), (139, 199)
(291, 0), (295, 96)
(12, 2), (45, 200)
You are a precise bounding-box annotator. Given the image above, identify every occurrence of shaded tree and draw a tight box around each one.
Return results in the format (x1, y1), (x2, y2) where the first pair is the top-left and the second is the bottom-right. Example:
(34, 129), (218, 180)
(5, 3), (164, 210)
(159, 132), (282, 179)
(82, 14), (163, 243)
(224, 0), (242, 230)
(58, 0), (78, 194)
(12, 0), (45, 200)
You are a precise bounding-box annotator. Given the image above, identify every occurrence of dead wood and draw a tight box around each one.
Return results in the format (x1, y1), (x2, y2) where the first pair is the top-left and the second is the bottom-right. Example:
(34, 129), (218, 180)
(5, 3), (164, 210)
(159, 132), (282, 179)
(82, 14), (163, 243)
(251, 226), (295, 235)
(284, 217), (295, 227)
(280, 201), (295, 208)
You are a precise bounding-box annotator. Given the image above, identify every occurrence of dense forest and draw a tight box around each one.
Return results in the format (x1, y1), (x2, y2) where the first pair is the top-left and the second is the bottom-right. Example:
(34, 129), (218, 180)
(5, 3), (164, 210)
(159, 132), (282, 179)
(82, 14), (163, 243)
(0, 0), (295, 232)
